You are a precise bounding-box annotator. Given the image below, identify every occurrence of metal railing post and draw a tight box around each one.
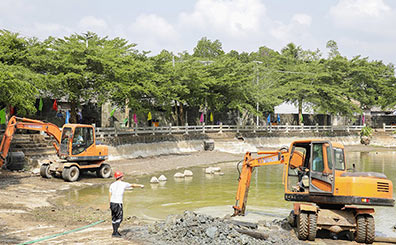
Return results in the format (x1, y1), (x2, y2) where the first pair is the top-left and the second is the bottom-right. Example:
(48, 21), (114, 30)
(331, 125), (333, 132)
(152, 125), (155, 135)
(383, 123), (386, 132)
(202, 123), (205, 134)
(315, 123), (319, 133)
(219, 122), (223, 134)
(346, 124), (350, 133)
(134, 123), (138, 136)
(300, 123), (304, 133)
(237, 123), (240, 133)
(168, 123), (172, 135)
(184, 123), (189, 135)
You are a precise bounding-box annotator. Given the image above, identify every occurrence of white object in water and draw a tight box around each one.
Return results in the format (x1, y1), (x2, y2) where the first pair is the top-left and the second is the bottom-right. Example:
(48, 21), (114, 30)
(211, 167), (221, 172)
(174, 172), (185, 178)
(184, 170), (193, 176)
(205, 167), (214, 174)
(150, 176), (159, 183)
(158, 175), (167, 181)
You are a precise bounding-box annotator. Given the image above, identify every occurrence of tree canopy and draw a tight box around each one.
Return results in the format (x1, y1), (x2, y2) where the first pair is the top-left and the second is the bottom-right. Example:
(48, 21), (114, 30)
(1, 30), (395, 126)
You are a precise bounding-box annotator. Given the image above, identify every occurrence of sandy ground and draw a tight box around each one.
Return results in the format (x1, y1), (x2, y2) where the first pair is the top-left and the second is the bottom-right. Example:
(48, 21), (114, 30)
(0, 149), (394, 244)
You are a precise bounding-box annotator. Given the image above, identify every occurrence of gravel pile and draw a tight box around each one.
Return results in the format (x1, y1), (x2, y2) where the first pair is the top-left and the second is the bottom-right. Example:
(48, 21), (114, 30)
(123, 211), (303, 245)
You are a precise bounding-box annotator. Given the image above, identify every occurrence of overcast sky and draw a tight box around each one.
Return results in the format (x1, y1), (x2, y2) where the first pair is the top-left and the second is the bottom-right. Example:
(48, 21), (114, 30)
(1, 0), (396, 64)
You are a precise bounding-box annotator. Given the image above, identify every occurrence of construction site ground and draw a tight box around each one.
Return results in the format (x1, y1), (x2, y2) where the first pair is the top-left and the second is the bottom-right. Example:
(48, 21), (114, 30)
(0, 150), (393, 244)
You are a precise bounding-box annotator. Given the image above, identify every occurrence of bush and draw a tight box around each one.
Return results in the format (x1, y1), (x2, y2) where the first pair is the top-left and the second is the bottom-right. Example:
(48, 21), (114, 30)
(360, 125), (373, 138)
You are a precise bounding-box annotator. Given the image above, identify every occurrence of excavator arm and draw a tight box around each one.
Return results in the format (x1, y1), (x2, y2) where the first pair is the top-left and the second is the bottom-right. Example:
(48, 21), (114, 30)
(0, 116), (62, 168)
(233, 150), (290, 216)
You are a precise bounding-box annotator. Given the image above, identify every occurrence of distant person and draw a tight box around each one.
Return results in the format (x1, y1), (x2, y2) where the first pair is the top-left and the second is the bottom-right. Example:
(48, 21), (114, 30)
(109, 171), (144, 237)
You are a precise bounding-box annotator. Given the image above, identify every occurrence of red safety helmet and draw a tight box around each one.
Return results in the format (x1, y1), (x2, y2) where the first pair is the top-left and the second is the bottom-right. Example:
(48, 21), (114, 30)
(114, 171), (124, 179)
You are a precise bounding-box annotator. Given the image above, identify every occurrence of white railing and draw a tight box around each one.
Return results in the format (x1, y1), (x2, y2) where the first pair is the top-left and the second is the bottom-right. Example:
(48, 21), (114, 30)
(94, 123), (367, 138)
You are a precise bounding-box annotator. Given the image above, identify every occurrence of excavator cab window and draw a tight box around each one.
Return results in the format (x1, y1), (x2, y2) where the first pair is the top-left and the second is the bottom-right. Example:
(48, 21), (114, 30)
(72, 127), (94, 155)
(312, 144), (324, 172)
(60, 127), (72, 155)
(287, 144), (310, 193)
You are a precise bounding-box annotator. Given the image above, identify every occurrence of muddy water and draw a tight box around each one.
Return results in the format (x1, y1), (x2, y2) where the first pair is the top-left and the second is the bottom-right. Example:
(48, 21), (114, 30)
(65, 150), (396, 237)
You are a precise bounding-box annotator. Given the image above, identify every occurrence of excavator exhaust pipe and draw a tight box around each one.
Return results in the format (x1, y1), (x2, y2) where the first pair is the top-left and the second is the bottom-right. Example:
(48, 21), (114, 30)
(6, 151), (26, 170)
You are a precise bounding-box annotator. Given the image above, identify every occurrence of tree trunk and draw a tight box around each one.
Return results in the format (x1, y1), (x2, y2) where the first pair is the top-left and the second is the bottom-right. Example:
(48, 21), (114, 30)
(298, 98), (303, 125)
(178, 103), (184, 126)
(173, 100), (179, 126)
(70, 100), (77, 123)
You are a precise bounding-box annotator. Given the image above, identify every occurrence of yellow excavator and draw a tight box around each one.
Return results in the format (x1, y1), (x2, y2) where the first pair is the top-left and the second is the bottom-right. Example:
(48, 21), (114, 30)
(233, 140), (394, 243)
(0, 116), (111, 181)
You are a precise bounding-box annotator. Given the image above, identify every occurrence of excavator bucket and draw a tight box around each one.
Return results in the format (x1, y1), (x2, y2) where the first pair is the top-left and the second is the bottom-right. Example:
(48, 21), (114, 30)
(5, 151), (26, 170)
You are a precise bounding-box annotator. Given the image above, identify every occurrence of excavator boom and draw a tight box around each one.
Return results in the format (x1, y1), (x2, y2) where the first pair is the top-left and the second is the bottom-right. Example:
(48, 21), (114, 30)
(233, 150), (289, 216)
(0, 116), (61, 168)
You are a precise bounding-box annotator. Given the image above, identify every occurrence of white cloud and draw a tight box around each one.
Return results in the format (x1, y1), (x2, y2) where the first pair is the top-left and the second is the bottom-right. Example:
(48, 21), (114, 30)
(329, 0), (392, 30)
(330, 0), (390, 19)
(269, 14), (314, 46)
(178, 0), (266, 37)
(78, 16), (108, 31)
(128, 14), (180, 52)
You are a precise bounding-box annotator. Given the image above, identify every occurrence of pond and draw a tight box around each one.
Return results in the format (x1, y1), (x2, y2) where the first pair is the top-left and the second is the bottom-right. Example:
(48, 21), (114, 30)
(63, 150), (396, 237)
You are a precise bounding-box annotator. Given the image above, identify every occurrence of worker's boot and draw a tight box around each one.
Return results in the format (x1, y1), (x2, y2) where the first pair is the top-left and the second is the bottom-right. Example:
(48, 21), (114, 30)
(112, 223), (122, 237)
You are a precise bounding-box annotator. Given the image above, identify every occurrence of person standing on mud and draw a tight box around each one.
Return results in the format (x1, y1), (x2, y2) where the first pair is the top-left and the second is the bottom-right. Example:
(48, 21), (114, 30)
(109, 171), (144, 237)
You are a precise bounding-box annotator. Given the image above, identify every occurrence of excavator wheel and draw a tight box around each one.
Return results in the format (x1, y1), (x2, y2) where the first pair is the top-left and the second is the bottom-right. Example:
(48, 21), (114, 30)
(307, 213), (317, 241)
(355, 214), (366, 243)
(96, 164), (112, 178)
(62, 166), (80, 182)
(365, 215), (375, 244)
(297, 212), (309, 240)
(40, 164), (52, 178)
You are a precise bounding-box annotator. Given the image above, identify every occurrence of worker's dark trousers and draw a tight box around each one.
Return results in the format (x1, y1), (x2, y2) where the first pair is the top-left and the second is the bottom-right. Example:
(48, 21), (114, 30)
(110, 202), (123, 234)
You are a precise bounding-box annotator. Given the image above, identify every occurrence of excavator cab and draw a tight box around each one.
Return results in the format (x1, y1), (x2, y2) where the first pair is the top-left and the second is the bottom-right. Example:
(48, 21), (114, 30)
(58, 124), (107, 162)
(286, 141), (336, 195)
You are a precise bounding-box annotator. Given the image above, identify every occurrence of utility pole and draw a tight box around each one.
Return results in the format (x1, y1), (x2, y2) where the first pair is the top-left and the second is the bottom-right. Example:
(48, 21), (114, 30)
(253, 61), (263, 126)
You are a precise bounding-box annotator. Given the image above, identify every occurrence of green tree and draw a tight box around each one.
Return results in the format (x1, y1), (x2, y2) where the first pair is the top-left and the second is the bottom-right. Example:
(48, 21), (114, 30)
(0, 30), (41, 115)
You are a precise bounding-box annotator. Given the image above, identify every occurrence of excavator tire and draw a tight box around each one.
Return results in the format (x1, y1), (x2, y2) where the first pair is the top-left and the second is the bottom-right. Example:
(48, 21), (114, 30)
(307, 213), (317, 241)
(297, 212), (309, 240)
(62, 166), (80, 182)
(355, 214), (366, 243)
(40, 164), (51, 178)
(96, 164), (112, 178)
(365, 215), (375, 244)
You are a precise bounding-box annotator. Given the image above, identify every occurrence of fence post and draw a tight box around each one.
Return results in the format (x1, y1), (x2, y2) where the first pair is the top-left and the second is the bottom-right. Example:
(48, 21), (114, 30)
(184, 123), (189, 135)
(152, 125), (155, 135)
(300, 123), (304, 133)
(286, 123), (289, 133)
(331, 125), (333, 132)
(168, 123), (172, 135)
(253, 124), (256, 133)
(315, 123), (319, 133)
(219, 122), (223, 134)
(202, 123), (206, 134)
(134, 123), (138, 136)
(383, 123), (386, 132)
(237, 123), (240, 133)
(346, 124), (350, 133)
(269, 123), (272, 133)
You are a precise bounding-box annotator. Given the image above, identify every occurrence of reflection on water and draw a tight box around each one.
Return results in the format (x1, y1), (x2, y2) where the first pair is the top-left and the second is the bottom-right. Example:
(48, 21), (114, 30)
(66, 150), (396, 236)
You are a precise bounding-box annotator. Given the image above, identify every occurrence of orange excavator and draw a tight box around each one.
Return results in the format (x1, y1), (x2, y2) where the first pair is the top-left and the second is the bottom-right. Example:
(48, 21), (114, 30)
(0, 116), (111, 181)
(233, 140), (394, 243)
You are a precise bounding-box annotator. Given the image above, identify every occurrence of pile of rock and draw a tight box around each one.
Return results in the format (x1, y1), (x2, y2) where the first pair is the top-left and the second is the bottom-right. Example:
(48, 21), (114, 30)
(150, 174), (167, 183)
(173, 170), (193, 178)
(205, 167), (224, 175)
(123, 211), (302, 245)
